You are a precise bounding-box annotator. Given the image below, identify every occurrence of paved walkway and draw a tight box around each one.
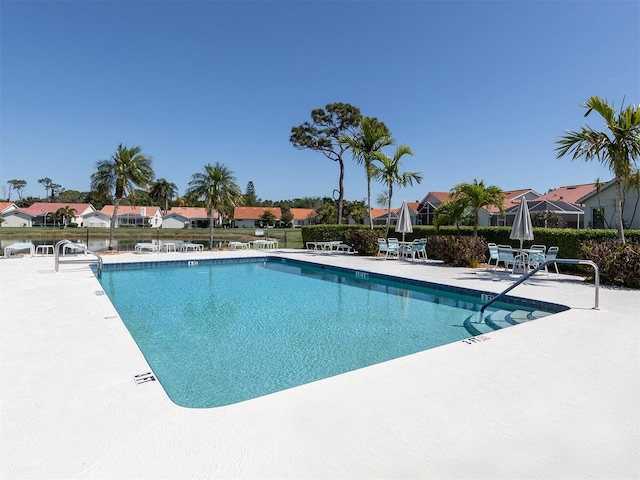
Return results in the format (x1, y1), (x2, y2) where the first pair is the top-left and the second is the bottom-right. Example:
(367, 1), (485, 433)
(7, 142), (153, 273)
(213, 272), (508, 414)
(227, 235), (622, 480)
(1, 250), (638, 479)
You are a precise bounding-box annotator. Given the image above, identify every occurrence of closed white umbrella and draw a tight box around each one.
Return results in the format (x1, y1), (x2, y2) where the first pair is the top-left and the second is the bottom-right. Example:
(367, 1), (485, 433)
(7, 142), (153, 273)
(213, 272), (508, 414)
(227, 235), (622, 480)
(510, 199), (534, 249)
(395, 201), (413, 243)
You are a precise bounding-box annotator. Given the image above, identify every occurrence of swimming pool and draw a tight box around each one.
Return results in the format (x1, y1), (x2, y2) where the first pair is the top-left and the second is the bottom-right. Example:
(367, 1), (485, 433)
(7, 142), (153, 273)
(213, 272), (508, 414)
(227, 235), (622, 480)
(99, 257), (568, 408)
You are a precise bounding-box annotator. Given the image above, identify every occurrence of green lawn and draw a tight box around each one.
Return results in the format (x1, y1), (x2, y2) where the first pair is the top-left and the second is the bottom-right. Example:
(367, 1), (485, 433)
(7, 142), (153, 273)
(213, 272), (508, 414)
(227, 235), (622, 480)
(0, 227), (305, 250)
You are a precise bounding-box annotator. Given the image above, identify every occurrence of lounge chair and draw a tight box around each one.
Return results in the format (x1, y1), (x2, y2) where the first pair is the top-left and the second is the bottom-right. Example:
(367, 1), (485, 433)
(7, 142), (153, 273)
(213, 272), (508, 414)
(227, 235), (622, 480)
(135, 242), (159, 254)
(327, 241), (353, 253)
(62, 241), (87, 256)
(4, 242), (35, 258)
(228, 241), (249, 250)
(177, 242), (204, 252)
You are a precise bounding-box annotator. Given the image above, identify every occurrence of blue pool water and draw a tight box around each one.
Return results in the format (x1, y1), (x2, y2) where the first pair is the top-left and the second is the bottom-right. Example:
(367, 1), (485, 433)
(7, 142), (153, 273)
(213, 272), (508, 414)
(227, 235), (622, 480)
(99, 257), (567, 408)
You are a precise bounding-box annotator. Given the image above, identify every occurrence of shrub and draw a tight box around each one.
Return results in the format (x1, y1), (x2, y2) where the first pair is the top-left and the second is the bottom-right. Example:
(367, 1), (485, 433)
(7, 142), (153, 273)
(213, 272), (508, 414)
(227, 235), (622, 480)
(344, 228), (379, 256)
(579, 240), (640, 288)
(428, 235), (487, 267)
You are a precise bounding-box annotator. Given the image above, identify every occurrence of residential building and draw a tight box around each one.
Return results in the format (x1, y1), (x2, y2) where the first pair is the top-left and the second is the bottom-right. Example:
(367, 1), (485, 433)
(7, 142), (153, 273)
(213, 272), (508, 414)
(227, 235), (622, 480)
(487, 189), (541, 226)
(82, 211), (112, 228)
(290, 208), (315, 227)
(21, 202), (96, 227)
(366, 208), (392, 226)
(0, 202), (32, 227)
(577, 179), (640, 230)
(100, 205), (163, 228)
(162, 207), (213, 229)
(505, 183), (596, 229)
(368, 202), (420, 226)
(415, 192), (452, 226)
(233, 207), (281, 228)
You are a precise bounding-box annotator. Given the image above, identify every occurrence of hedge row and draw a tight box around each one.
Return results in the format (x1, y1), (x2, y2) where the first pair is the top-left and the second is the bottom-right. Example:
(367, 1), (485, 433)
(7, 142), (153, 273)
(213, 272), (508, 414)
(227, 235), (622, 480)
(301, 225), (640, 288)
(301, 225), (640, 259)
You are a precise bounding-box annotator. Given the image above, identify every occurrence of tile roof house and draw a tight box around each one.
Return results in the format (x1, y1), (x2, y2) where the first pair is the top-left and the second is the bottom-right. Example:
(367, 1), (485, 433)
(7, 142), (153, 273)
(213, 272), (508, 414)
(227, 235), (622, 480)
(289, 208), (315, 227)
(415, 189), (543, 227)
(537, 183), (597, 204)
(233, 207), (282, 228)
(366, 208), (391, 225)
(0, 202), (32, 227)
(501, 184), (596, 229)
(415, 192), (453, 225)
(368, 202), (420, 226)
(162, 207), (214, 229)
(21, 202), (96, 227)
(486, 189), (542, 226)
(100, 205), (163, 228)
(82, 210), (113, 228)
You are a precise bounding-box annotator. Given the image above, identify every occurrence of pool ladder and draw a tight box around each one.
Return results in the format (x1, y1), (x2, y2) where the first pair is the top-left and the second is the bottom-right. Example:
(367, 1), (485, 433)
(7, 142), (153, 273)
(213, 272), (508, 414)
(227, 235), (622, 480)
(480, 258), (600, 319)
(54, 239), (103, 279)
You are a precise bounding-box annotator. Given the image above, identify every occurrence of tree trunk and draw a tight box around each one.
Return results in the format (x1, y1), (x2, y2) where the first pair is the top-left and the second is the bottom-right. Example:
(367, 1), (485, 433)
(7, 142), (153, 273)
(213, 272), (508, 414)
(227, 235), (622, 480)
(385, 185), (393, 238)
(367, 178), (373, 230)
(473, 210), (479, 237)
(614, 176), (626, 243)
(109, 199), (119, 250)
(209, 209), (215, 249)
(337, 159), (345, 224)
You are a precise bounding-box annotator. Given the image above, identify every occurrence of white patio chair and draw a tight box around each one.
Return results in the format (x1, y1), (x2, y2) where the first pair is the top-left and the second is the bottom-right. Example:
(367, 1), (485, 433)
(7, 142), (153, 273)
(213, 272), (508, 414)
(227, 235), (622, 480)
(495, 245), (525, 274)
(486, 243), (499, 270)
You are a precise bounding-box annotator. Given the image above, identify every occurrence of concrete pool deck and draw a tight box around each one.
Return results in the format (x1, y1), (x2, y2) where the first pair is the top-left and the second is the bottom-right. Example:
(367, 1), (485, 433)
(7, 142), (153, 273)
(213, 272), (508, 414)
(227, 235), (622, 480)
(1, 249), (638, 479)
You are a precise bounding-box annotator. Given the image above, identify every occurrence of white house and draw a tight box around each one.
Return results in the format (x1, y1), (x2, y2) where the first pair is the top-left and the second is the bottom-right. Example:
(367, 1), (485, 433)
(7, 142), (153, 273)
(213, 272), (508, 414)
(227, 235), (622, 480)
(100, 205), (163, 228)
(82, 211), (112, 228)
(290, 208), (315, 227)
(0, 202), (32, 227)
(577, 179), (640, 230)
(233, 207), (281, 228)
(21, 202), (96, 227)
(162, 207), (212, 229)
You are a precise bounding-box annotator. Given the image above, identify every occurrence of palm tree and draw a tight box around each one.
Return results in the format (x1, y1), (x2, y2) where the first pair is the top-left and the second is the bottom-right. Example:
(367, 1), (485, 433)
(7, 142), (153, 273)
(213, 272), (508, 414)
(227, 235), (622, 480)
(90, 144), (154, 250)
(55, 206), (77, 228)
(450, 179), (504, 237)
(556, 96), (640, 243)
(433, 199), (471, 232)
(340, 117), (393, 229)
(371, 145), (422, 238)
(185, 163), (244, 248)
(150, 178), (178, 215)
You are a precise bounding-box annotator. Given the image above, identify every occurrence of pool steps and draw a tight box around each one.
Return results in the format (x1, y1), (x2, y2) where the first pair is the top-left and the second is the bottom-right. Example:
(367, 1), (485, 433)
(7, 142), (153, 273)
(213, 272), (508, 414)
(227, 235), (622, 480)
(463, 309), (552, 337)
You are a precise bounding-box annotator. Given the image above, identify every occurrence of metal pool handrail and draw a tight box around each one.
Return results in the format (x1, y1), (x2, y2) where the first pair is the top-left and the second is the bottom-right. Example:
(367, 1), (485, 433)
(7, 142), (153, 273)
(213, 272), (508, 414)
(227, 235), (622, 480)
(480, 259), (600, 317)
(54, 239), (103, 279)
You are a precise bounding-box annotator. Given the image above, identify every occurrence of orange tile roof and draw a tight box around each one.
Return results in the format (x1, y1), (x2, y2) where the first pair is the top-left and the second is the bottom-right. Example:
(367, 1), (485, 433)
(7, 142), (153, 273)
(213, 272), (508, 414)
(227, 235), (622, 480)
(100, 205), (161, 216)
(368, 208), (388, 219)
(0, 202), (17, 213)
(290, 208), (315, 220)
(406, 202), (419, 213)
(429, 192), (452, 203)
(22, 202), (94, 215)
(485, 188), (540, 213)
(234, 206), (282, 219)
(536, 183), (597, 204)
(166, 207), (211, 218)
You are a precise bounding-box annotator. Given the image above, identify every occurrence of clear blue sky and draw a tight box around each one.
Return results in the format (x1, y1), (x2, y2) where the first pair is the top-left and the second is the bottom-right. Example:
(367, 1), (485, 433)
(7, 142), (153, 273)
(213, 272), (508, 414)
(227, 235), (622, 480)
(1, 0), (639, 206)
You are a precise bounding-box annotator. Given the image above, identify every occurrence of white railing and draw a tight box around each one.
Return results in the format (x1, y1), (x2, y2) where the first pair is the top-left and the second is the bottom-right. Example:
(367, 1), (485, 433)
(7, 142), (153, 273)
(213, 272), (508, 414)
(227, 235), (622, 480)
(54, 239), (103, 279)
(480, 259), (600, 317)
